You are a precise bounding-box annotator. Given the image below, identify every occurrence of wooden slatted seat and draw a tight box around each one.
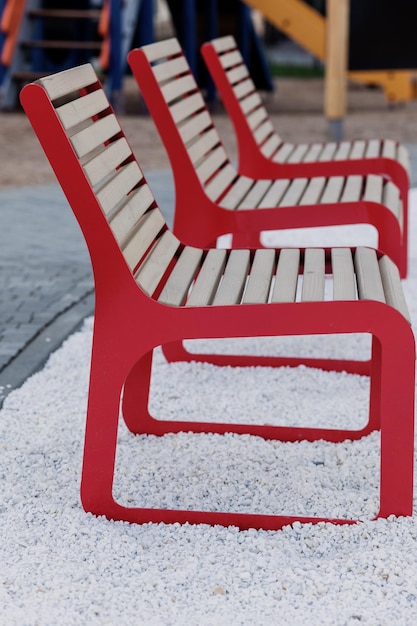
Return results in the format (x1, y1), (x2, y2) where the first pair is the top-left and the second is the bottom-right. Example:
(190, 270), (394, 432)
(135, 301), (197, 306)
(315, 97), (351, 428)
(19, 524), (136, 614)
(201, 35), (410, 253)
(20, 64), (415, 531)
(127, 39), (408, 279)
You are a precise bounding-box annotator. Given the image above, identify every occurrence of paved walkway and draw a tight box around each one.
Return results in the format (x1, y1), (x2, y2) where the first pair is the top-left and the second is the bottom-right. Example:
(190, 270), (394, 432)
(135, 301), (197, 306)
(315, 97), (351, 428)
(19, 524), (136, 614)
(1, 150), (417, 406)
(0, 169), (174, 405)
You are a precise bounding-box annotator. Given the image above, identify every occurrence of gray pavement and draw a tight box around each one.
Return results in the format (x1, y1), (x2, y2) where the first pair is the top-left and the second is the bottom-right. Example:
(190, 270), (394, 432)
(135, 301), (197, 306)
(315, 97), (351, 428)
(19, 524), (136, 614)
(0, 169), (174, 405)
(1, 149), (417, 407)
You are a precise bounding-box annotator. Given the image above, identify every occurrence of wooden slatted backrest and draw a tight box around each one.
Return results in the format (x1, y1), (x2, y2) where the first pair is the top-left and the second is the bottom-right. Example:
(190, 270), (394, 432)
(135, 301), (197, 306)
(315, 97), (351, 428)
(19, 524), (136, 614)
(201, 36), (281, 158)
(128, 40), (238, 203)
(20, 64), (181, 297)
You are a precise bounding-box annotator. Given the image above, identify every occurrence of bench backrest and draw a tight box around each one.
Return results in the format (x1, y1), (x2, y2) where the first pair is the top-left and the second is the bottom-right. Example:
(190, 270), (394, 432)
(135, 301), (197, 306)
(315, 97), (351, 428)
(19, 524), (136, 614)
(128, 39), (239, 204)
(20, 64), (182, 299)
(201, 35), (281, 160)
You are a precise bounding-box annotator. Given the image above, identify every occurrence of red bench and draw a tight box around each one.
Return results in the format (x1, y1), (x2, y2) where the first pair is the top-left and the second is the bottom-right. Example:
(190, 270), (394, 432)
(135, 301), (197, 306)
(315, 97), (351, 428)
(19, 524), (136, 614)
(128, 38), (408, 278)
(20, 64), (415, 530)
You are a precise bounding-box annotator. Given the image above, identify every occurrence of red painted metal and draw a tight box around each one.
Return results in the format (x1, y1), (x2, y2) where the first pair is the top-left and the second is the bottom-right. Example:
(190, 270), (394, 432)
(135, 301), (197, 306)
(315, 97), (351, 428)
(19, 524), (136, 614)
(20, 68), (415, 531)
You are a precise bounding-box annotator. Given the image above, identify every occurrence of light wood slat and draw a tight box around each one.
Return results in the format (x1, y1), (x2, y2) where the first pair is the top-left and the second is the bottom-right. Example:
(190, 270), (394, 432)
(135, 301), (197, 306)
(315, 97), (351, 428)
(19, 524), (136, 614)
(135, 231), (180, 295)
(287, 144), (309, 163)
(141, 38), (181, 62)
(365, 139), (380, 158)
(243, 249), (276, 304)
(382, 181), (402, 224)
(247, 107), (268, 131)
(70, 113), (120, 158)
(124, 208), (165, 270)
(241, 92), (263, 114)
(110, 184), (154, 242)
(379, 255), (411, 322)
(158, 246), (203, 305)
(170, 92), (206, 124)
(234, 78), (254, 100)
(354, 247), (385, 302)
(363, 174), (383, 203)
(298, 177), (326, 205)
(350, 140), (366, 159)
(331, 248), (356, 300)
(262, 134), (282, 158)
(258, 179), (291, 208)
(273, 143), (296, 163)
(39, 63), (97, 100)
(195, 145), (228, 183)
(186, 249), (228, 306)
(97, 161), (141, 214)
(153, 56), (189, 83)
(212, 249), (251, 305)
(279, 178), (309, 207)
(220, 50), (242, 69)
(302, 143), (323, 162)
(253, 119), (274, 144)
(320, 176), (345, 204)
(333, 141), (351, 160)
(301, 248), (325, 302)
(188, 129), (220, 164)
(227, 64), (249, 85)
(397, 144), (410, 173)
(318, 142), (337, 161)
(57, 89), (109, 130)
(340, 175), (363, 202)
(220, 176), (253, 209)
(239, 179), (272, 209)
(206, 164), (237, 202)
(382, 139), (396, 159)
(161, 74), (197, 104)
(211, 35), (235, 52)
(84, 138), (132, 186)
(179, 110), (212, 144)
(271, 249), (300, 303)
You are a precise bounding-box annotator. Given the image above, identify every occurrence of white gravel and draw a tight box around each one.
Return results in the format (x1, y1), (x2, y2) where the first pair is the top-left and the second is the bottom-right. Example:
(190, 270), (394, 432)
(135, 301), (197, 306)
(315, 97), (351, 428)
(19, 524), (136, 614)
(1, 191), (417, 625)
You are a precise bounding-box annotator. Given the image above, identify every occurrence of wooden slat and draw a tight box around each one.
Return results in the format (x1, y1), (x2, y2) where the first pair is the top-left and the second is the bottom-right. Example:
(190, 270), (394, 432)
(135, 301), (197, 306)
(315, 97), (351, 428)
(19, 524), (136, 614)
(354, 247), (385, 303)
(397, 144), (410, 173)
(56, 89), (109, 130)
(188, 129), (219, 164)
(227, 64), (250, 86)
(247, 107), (268, 131)
(288, 144), (309, 164)
(318, 142), (337, 161)
(135, 231), (180, 296)
(302, 143), (323, 162)
(243, 249), (276, 304)
(124, 208), (165, 271)
(258, 179), (291, 208)
(379, 255), (411, 322)
(153, 56), (189, 83)
(271, 249), (300, 303)
(84, 138), (132, 186)
(211, 36), (236, 53)
(161, 74), (197, 104)
(110, 184), (154, 243)
(220, 50), (242, 69)
(279, 178), (309, 207)
(382, 181), (402, 224)
(331, 248), (356, 300)
(253, 119), (274, 145)
(186, 249), (228, 306)
(179, 110), (212, 144)
(382, 139), (396, 160)
(340, 175), (363, 202)
(234, 78), (254, 100)
(262, 134), (282, 158)
(97, 161), (141, 215)
(298, 177), (326, 205)
(196, 145), (228, 184)
(39, 63), (96, 100)
(141, 38), (181, 63)
(70, 113), (120, 158)
(212, 249), (250, 305)
(363, 174), (383, 204)
(205, 164), (237, 202)
(170, 92), (205, 124)
(320, 176), (345, 204)
(349, 140), (366, 159)
(220, 176), (253, 209)
(273, 143), (295, 163)
(240, 92), (263, 114)
(238, 179), (271, 209)
(158, 246), (203, 305)
(301, 248), (325, 302)
(334, 141), (351, 160)
(365, 139), (380, 158)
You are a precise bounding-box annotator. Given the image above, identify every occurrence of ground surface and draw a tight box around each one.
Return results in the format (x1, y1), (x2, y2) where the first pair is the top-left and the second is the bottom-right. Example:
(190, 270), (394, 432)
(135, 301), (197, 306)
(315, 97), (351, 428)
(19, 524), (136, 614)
(1, 76), (417, 187)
